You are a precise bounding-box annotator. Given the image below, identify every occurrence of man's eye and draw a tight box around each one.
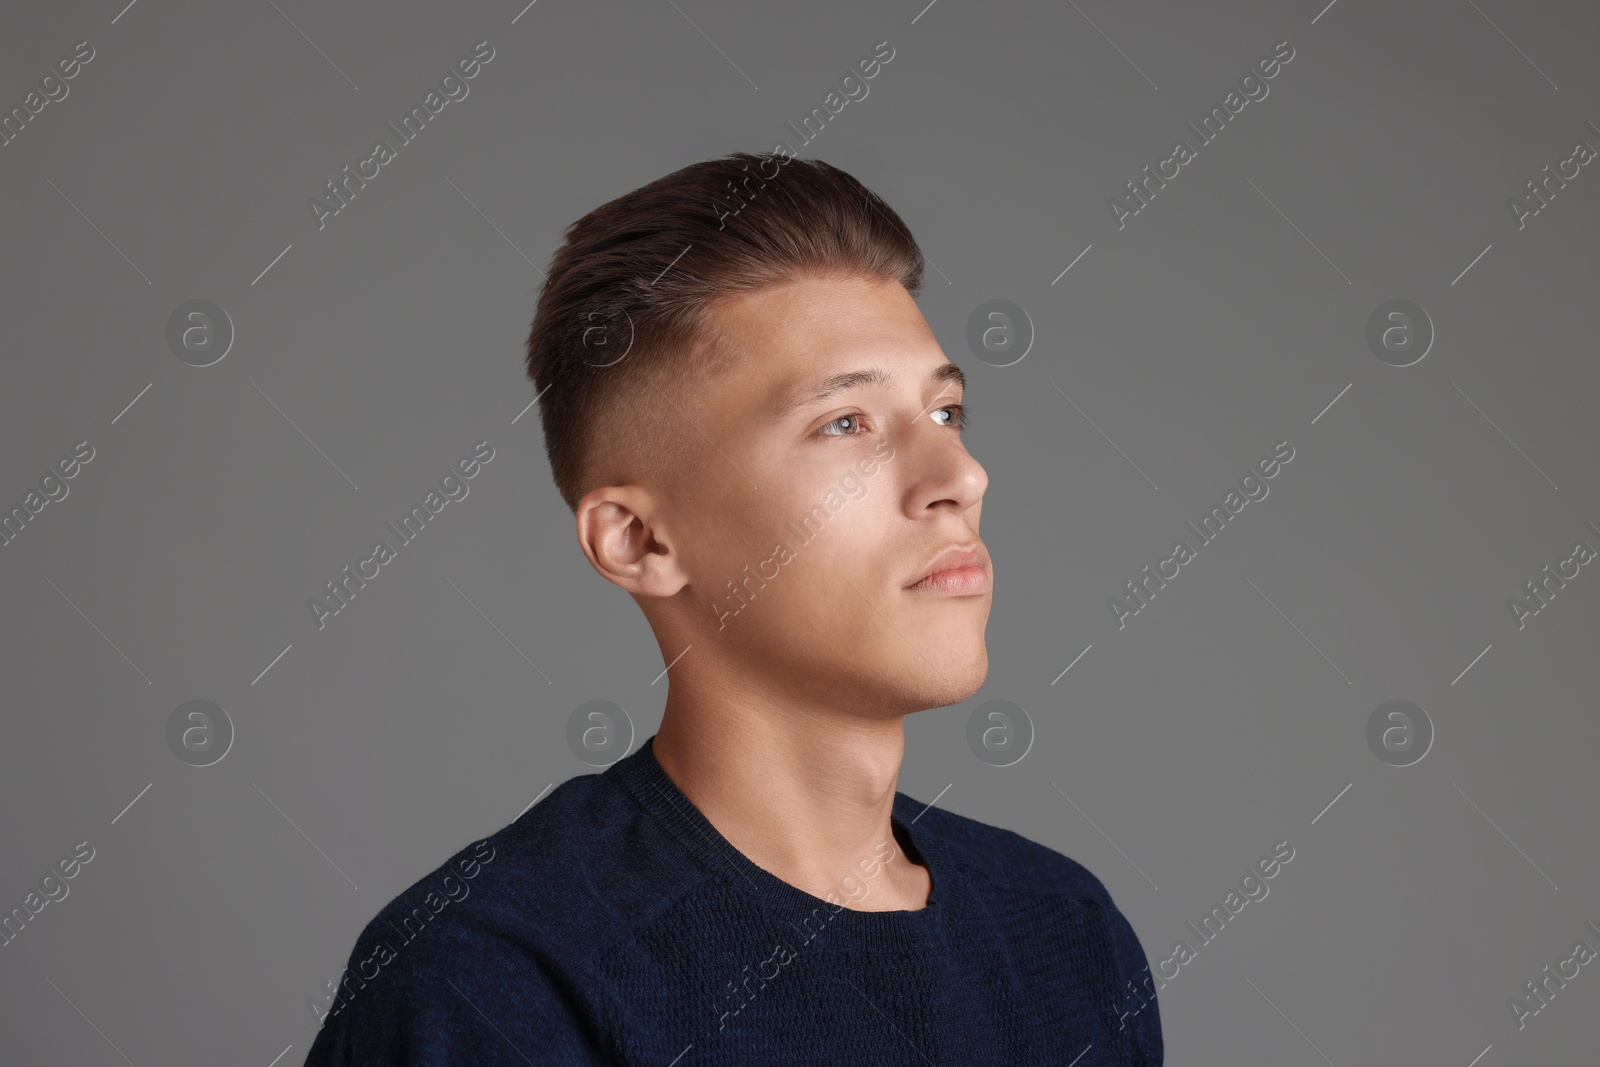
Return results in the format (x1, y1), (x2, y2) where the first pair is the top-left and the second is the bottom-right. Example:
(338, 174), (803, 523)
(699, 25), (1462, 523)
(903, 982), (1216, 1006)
(817, 413), (866, 437)
(816, 404), (967, 437)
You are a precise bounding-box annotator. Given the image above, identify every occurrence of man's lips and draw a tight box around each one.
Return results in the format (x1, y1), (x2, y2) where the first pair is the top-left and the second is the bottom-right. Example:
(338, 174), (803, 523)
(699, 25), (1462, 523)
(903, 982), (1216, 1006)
(906, 542), (991, 595)
(907, 565), (991, 595)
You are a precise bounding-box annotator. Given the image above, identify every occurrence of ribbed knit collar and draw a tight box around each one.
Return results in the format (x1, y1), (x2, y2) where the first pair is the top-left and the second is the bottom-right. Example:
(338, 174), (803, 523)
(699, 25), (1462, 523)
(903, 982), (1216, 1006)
(607, 734), (964, 948)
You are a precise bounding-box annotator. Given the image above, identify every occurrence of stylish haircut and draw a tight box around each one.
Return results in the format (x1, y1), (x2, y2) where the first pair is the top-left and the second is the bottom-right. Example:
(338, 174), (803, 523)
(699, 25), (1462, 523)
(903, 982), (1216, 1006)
(523, 151), (925, 512)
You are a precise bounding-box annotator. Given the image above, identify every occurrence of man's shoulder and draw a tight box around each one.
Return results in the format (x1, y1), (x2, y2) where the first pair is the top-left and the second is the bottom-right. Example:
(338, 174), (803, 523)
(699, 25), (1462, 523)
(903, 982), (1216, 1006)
(342, 765), (703, 981)
(306, 767), (702, 1062)
(305, 771), (657, 1064)
(906, 795), (1117, 906)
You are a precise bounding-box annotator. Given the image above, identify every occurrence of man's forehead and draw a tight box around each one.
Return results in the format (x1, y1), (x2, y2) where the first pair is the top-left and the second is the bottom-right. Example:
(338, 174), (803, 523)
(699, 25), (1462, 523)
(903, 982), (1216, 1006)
(698, 277), (947, 415)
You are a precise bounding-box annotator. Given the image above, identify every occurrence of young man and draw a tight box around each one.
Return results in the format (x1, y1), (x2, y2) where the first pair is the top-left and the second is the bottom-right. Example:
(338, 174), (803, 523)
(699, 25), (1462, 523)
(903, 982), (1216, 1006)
(304, 152), (1163, 1065)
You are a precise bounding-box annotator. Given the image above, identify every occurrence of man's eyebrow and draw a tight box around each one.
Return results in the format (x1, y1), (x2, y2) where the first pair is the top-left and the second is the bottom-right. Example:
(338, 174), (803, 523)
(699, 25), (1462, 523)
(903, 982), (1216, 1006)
(772, 362), (966, 420)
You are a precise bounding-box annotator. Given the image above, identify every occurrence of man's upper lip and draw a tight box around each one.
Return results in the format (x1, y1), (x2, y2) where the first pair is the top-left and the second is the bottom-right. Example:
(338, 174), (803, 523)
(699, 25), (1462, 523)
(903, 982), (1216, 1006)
(908, 542), (990, 586)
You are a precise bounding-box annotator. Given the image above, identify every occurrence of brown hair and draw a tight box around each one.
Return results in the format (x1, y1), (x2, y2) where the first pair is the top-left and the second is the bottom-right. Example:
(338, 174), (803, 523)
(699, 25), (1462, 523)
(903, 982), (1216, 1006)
(523, 151), (925, 511)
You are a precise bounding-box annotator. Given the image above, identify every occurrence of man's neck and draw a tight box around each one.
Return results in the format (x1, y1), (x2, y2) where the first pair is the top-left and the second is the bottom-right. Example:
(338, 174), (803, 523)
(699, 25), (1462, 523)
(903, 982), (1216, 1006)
(650, 695), (932, 912)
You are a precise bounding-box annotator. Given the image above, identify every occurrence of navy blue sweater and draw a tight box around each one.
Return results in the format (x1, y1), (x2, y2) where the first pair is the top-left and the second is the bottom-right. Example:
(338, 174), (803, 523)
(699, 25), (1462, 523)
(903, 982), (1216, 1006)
(303, 735), (1163, 1065)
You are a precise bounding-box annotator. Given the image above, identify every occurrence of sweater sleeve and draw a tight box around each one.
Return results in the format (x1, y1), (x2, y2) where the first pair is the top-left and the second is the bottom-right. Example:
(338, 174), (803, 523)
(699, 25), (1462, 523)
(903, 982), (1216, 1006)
(301, 917), (621, 1067)
(1101, 894), (1164, 1067)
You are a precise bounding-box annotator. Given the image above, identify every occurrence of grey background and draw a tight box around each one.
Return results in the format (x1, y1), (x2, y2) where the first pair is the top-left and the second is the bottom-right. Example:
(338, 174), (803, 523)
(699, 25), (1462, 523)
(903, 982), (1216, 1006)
(3, 0), (1597, 1063)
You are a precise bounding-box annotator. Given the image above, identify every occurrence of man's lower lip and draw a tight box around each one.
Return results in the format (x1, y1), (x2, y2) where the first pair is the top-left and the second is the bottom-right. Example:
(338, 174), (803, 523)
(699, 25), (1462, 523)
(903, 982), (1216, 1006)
(907, 567), (991, 594)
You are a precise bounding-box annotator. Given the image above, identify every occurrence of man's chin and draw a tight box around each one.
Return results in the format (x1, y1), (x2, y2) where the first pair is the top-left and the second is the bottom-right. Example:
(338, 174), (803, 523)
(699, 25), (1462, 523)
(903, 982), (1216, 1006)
(908, 637), (989, 709)
(826, 640), (987, 718)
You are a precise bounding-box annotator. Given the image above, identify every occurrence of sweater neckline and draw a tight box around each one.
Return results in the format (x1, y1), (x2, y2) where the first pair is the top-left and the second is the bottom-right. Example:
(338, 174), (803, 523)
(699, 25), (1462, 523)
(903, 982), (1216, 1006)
(608, 734), (964, 944)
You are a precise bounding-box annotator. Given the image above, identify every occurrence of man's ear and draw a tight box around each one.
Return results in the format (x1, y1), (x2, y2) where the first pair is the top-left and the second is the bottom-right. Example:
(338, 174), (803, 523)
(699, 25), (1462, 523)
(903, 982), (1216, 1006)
(574, 485), (689, 597)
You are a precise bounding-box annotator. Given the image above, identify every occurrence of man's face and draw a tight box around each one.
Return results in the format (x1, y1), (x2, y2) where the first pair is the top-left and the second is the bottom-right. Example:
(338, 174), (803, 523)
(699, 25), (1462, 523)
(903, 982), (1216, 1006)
(651, 272), (992, 716)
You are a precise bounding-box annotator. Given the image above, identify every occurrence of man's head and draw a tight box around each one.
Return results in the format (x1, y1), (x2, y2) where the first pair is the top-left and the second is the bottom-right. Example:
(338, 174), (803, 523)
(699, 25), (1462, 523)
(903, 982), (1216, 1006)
(524, 152), (991, 715)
